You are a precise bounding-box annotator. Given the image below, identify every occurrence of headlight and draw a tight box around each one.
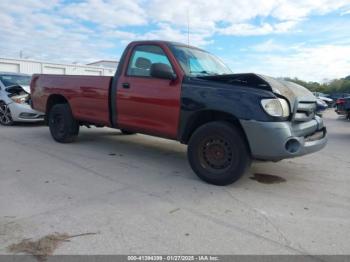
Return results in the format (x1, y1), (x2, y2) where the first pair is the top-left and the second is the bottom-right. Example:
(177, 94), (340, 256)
(261, 98), (290, 117)
(10, 94), (29, 104)
(317, 99), (327, 107)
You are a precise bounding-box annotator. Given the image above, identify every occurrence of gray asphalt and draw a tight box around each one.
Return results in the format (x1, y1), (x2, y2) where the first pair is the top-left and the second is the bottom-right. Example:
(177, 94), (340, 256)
(0, 110), (349, 255)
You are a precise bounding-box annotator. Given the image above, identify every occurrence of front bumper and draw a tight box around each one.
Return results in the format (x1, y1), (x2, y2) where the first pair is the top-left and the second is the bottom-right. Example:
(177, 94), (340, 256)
(240, 116), (327, 161)
(8, 102), (45, 122)
(335, 108), (348, 115)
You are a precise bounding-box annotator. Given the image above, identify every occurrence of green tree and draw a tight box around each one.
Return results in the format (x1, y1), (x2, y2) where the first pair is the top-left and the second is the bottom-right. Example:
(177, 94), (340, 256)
(283, 75), (350, 94)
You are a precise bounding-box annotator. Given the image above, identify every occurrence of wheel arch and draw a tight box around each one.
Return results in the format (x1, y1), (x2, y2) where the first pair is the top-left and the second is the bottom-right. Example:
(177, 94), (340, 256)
(45, 94), (70, 123)
(180, 110), (251, 154)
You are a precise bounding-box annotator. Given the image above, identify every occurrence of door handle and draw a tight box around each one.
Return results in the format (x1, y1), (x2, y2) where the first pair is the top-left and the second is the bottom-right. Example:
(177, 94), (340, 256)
(122, 83), (130, 89)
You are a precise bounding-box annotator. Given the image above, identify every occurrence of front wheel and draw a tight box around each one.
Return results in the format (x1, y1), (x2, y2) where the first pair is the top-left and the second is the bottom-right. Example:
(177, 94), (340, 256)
(49, 104), (79, 143)
(187, 121), (250, 186)
(0, 102), (14, 126)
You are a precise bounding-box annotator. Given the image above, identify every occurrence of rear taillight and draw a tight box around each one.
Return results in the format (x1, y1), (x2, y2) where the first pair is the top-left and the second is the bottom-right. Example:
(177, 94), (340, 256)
(336, 98), (345, 104)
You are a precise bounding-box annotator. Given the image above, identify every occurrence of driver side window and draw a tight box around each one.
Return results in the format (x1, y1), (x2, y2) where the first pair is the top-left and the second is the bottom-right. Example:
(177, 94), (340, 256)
(127, 45), (174, 77)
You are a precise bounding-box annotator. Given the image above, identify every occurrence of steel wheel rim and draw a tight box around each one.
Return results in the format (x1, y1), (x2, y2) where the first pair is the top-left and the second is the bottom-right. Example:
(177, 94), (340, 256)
(0, 104), (13, 125)
(199, 136), (234, 171)
(51, 113), (65, 136)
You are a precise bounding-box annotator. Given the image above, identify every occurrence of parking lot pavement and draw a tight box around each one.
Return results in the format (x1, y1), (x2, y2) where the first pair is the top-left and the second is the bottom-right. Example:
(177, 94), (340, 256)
(0, 110), (349, 255)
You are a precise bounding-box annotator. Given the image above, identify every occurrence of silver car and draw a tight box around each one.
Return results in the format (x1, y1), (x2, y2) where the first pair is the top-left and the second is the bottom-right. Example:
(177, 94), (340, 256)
(0, 72), (44, 126)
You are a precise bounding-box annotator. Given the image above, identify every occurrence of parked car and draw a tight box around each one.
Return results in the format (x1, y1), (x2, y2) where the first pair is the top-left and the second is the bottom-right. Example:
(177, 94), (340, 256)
(0, 72), (44, 126)
(329, 93), (350, 102)
(30, 41), (327, 185)
(316, 98), (328, 116)
(313, 92), (333, 107)
(335, 97), (350, 119)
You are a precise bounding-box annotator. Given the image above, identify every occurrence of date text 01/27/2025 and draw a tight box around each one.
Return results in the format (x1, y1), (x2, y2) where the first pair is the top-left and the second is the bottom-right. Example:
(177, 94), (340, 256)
(127, 255), (219, 261)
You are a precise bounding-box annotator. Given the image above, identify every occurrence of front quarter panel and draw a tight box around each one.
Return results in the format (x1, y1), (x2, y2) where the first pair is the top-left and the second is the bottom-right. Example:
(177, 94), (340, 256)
(179, 77), (277, 140)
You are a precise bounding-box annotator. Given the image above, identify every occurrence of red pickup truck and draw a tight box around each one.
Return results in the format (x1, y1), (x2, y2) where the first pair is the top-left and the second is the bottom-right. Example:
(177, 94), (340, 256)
(31, 40), (327, 185)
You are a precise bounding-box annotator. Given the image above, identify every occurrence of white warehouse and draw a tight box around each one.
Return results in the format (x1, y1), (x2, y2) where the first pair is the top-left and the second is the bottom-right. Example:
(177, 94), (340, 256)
(0, 57), (117, 76)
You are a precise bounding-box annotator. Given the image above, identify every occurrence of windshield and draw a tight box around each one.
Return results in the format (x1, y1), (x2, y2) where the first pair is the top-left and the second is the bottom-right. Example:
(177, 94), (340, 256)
(0, 75), (31, 87)
(170, 45), (232, 76)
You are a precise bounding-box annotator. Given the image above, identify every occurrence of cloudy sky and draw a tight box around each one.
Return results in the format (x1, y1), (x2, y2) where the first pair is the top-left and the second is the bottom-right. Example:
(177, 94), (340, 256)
(1, 0), (350, 81)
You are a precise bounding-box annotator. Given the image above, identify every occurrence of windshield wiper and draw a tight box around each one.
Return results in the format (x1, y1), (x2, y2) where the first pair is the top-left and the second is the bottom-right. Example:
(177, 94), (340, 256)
(190, 70), (218, 76)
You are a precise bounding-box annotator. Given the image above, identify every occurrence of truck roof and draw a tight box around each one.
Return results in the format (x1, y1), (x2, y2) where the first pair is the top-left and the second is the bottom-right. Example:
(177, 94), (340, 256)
(128, 40), (205, 51)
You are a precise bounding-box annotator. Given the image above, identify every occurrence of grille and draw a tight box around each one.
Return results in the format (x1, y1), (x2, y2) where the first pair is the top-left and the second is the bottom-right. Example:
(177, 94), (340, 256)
(293, 101), (316, 122)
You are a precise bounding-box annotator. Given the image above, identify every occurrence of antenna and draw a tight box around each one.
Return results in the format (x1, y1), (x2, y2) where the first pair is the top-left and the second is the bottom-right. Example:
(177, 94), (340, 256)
(187, 9), (190, 46)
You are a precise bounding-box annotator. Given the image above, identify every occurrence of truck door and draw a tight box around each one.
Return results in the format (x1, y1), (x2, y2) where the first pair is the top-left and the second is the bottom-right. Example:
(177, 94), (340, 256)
(116, 44), (182, 139)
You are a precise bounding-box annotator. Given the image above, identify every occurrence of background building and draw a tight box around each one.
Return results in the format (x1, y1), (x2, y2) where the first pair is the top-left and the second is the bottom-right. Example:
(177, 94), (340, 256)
(86, 60), (119, 68)
(0, 57), (116, 76)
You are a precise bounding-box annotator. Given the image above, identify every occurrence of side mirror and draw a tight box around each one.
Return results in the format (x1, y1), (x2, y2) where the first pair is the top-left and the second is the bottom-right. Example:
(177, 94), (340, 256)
(150, 63), (176, 80)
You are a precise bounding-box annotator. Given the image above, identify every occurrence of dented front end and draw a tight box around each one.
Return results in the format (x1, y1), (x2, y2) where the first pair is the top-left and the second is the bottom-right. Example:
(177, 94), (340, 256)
(191, 73), (327, 160)
(5, 85), (45, 122)
(239, 75), (327, 161)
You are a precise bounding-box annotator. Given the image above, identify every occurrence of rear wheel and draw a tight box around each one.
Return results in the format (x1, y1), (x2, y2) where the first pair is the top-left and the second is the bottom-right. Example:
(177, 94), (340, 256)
(48, 104), (79, 143)
(0, 102), (14, 126)
(187, 121), (250, 186)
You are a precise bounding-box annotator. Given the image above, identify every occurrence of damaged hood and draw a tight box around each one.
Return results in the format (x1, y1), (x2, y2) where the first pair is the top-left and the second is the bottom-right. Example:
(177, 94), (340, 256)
(257, 74), (316, 107)
(199, 73), (316, 110)
(5, 85), (31, 94)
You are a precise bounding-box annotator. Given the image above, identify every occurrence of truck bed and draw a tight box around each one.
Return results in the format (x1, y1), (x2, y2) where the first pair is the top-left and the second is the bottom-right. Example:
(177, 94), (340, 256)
(31, 74), (113, 126)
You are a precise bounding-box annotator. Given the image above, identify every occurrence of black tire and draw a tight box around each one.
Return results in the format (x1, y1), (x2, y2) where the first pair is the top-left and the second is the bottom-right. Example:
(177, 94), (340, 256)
(0, 101), (14, 126)
(120, 129), (136, 135)
(48, 104), (79, 143)
(187, 121), (250, 186)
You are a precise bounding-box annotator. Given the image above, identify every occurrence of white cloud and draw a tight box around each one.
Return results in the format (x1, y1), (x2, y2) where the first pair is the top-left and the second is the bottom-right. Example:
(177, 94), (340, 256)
(141, 23), (212, 46)
(106, 23), (213, 47)
(218, 20), (300, 36)
(251, 40), (286, 52)
(274, 20), (301, 33)
(147, 0), (350, 35)
(0, 0), (350, 81)
(219, 23), (274, 36)
(251, 39), (305, 52)
(0, 0), (114, 63)
(236, 44), (350, 81)
(272, 0), (350, 20)
(148, 0), (280, 30)
(61, 0), (147, 27)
